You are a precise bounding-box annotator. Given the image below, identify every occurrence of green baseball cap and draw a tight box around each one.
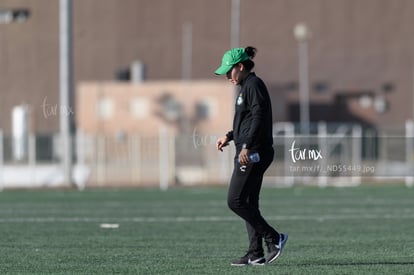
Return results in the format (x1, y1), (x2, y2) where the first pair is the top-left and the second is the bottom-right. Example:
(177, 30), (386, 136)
(214, 48), (249, 75)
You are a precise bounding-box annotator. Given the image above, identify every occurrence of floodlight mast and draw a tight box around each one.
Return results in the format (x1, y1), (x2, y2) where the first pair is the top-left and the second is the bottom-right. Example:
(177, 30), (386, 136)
(294, 23), (311, 136)
(0, 8), (30, 190)
(60, 0), (74, 187)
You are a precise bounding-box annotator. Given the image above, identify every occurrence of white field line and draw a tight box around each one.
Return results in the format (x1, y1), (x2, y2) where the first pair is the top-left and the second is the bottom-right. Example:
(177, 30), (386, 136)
(0, 214), (413, 223)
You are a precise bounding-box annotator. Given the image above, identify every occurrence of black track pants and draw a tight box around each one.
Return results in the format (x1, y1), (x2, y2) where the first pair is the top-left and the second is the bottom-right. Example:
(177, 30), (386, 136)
(227, 147), (279, 255)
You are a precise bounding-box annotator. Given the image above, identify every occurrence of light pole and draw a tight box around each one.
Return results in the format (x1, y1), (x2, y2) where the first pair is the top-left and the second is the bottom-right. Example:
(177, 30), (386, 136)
(0, 9), (30, 190)
(60, 0), (73, 186)
(294, 23), (311, 135)
(231, 0), (240, 48)
(182, 22), (192, 81)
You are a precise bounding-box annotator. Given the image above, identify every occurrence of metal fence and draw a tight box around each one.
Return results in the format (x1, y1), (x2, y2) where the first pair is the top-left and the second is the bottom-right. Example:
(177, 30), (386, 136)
(0, 121), (413, 189)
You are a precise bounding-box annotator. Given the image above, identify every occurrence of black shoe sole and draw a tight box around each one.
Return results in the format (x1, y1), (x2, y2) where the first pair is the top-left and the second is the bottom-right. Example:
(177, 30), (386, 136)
(266, 250), (281, 264)
(266, 233), (288, 264)
(230, 257), (266, 266)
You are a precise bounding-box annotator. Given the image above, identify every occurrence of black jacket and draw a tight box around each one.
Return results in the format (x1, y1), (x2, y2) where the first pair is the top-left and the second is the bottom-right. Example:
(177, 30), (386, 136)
(226, 72), (273, 151)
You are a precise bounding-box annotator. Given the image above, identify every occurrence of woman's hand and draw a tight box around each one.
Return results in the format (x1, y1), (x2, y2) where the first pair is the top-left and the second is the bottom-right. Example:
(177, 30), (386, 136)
(216, 136), (229, 152)
(238, 149), (250, 165)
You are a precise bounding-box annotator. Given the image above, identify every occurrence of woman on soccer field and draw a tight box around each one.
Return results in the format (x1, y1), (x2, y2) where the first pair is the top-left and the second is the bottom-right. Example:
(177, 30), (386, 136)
(215, 46), (288, 266)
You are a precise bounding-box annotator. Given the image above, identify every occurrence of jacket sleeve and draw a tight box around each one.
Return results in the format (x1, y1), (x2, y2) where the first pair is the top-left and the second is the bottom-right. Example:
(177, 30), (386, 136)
(226, 130), (234, 141)
(244, 81), (268, 149)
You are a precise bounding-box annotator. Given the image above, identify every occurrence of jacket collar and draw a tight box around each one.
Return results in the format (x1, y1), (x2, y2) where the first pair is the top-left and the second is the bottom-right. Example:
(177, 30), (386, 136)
(240, 72), (255, 86)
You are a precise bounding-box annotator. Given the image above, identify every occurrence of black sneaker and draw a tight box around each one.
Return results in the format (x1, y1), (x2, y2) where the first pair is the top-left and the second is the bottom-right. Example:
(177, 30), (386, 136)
(230, 253), (266, 266)
(265, 233), (288, 264)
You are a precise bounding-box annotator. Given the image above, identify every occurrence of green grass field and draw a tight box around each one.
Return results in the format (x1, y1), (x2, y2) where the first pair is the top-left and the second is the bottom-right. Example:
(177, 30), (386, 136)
(0, 184), (413, 274)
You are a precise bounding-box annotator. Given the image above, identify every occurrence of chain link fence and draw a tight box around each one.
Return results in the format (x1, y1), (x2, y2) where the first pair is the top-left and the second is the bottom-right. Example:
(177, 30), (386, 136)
(0, 121), (413, 189)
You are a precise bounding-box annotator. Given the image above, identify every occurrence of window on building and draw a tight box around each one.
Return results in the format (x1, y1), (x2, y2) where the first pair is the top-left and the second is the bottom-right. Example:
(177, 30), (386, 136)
(97, 97), (114, 120)
(130, 97), (149, 119)
(196, 98), (216, 120)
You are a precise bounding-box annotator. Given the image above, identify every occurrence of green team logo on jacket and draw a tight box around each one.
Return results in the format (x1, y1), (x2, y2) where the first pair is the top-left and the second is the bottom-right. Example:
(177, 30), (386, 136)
(237, 94), (243, 105)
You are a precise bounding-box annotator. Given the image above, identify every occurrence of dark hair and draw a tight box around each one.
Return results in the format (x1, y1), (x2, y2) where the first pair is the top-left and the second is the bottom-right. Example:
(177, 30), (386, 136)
(241, 46), (257, 71)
